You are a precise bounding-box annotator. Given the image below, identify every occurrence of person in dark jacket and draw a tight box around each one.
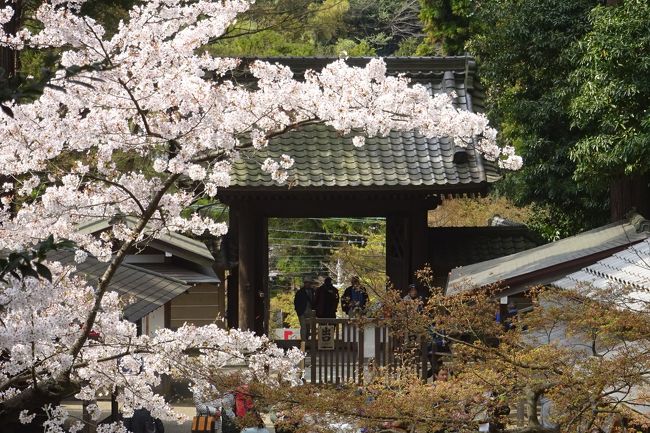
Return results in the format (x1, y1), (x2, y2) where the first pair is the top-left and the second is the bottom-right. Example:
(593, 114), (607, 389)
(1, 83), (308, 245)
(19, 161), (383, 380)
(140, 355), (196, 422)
(123, 408), (164, 433)
(315, 277), (339, 318)
(294, 278), (315, 340)
(340, 276), (369, 317)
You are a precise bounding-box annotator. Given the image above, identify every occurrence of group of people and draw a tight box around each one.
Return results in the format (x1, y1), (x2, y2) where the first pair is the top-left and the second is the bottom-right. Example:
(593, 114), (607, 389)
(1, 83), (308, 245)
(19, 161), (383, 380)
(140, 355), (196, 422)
(193, 384), (270, 433)
(293, 276), (369, 340)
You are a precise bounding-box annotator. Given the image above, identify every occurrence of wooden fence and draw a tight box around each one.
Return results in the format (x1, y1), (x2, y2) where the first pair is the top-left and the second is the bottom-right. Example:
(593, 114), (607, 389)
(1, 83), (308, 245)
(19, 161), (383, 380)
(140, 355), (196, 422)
(306, 318), (431, 384)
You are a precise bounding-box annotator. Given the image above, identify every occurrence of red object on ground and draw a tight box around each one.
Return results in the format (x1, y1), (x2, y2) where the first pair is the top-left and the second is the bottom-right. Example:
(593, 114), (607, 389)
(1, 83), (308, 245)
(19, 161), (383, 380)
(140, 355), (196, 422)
(235, 386), (254, 418)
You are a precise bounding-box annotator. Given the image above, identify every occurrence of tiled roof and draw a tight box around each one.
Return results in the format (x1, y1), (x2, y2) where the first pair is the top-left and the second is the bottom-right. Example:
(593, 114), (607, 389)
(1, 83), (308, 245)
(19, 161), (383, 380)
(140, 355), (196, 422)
(553, 239), (650, 292)
(49, 250), (189, 322)
(229, 57), (498, 190)
(76, 218), (215, 266)
(447, 212), (650, 295)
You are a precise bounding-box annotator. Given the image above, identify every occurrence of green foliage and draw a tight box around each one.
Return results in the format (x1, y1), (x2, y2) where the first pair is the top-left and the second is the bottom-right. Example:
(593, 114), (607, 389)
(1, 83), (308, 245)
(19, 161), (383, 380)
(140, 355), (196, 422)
(327, 229), (386, 297)
(332, 38), (376, 56)
(208, 26), (318, 57)
(469, 0), (608, 235)
(269, 291), (299, 330)
(0, 235), (75, 284)
(207, 0), (421, 57)
(569, 0), (650, 185)
(81, 0), (135, 37)
(309, 0), (351, 44)
(393, 36), (422, 56)
(346, 0), (422, 55)
(418, 0), (479, 55)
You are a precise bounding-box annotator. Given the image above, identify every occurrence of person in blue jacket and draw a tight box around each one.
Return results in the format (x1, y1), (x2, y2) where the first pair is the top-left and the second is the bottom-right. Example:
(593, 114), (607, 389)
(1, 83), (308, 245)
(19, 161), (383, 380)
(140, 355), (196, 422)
(341, 276), (369, 317)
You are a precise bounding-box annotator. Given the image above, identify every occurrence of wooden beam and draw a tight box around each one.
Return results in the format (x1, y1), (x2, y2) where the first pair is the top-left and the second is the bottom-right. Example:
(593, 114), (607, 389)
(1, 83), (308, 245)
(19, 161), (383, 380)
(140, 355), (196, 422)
(219, 191), (442, 217)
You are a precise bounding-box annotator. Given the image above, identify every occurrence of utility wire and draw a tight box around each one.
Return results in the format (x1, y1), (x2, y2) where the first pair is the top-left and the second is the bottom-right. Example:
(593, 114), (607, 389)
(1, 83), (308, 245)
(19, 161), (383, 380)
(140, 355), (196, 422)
(269, 237), (370, 244)
(268, 228), (373, 238)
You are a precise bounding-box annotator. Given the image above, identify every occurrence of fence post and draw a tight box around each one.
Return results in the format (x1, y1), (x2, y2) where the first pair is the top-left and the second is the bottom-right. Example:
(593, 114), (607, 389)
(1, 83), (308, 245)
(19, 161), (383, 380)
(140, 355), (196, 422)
(420, 337), (428, 381)
(358, 326), (364, 384)
(310, 316), (317, 384)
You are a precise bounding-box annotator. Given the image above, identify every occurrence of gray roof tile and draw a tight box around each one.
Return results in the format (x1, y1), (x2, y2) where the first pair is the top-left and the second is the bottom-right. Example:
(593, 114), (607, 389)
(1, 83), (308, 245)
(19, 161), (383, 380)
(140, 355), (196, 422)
(49, 250), (189, 322)
(553, 239), (650, 294)
(229, 57), (497, 190)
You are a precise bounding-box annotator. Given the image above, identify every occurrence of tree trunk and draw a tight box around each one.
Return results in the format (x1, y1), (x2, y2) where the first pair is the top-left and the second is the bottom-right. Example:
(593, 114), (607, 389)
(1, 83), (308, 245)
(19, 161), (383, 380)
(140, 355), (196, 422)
(0, 0), (21, 216)
(609, 175), (650, 222)
(0, 0), (20, 78)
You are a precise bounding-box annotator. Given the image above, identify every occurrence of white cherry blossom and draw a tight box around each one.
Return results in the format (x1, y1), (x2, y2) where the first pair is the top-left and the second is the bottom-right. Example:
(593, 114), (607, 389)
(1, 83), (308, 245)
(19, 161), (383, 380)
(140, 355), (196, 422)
(0, 0), (521, 429)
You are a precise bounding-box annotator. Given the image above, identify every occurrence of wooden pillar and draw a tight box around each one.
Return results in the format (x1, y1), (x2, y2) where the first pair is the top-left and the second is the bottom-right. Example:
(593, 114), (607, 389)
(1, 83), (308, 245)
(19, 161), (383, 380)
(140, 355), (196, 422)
(386, 211), (429, 293)
(226, 210), (239, 328)
(226, 271), (239, 328)
(409, 210), (429, 287)
(237, 207), (269, 334)
(386, 215), (409, 292)
(254, 216), (268, 336)
(238, 208), (257, 331)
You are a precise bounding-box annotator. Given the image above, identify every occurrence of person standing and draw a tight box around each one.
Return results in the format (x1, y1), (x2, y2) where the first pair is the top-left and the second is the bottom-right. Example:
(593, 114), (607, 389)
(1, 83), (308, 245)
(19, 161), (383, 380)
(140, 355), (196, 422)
(402, 284), (422, 303)
(294, 278), (315, 341)
(341, 276), (369, 317)
(315, 277), (339, 318)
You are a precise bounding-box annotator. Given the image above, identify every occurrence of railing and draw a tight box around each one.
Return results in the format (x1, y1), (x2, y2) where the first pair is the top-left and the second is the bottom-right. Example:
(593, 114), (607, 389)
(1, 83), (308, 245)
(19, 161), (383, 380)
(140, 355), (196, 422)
(306, 318), (431, 384)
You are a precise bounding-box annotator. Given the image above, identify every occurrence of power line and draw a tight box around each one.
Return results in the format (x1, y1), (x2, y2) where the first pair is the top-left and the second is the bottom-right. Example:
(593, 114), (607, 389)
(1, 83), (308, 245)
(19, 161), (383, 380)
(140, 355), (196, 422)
(269, 217), (384, 223)
(269, 237), (368, 244)
(303, 217), (385, 223)
(269, 244), (338, 250)
(268, 228), (372, 238)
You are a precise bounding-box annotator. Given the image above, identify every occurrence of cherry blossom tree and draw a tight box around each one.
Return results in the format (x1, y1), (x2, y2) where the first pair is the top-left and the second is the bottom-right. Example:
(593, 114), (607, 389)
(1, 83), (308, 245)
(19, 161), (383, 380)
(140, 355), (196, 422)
(0, 0), (520, 431)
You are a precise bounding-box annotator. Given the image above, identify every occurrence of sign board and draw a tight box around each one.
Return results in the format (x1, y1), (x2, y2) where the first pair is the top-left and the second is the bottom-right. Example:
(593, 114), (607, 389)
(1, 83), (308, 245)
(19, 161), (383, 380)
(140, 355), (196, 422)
(318, 324), (336, 350)
(274, 328), (300, 340)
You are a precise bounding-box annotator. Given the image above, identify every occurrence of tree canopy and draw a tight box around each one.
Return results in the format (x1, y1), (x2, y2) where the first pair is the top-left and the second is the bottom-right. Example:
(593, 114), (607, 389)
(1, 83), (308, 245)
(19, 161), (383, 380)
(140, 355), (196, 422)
(466, 0), (609, 236)
(569, 0), (650, 187)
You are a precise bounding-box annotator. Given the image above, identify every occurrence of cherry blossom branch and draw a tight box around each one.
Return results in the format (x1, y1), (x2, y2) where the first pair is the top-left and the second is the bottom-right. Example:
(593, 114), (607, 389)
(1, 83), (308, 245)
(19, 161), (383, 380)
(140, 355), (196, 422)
(83, 174), (146, 215)
(66, 172), (181, 368)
